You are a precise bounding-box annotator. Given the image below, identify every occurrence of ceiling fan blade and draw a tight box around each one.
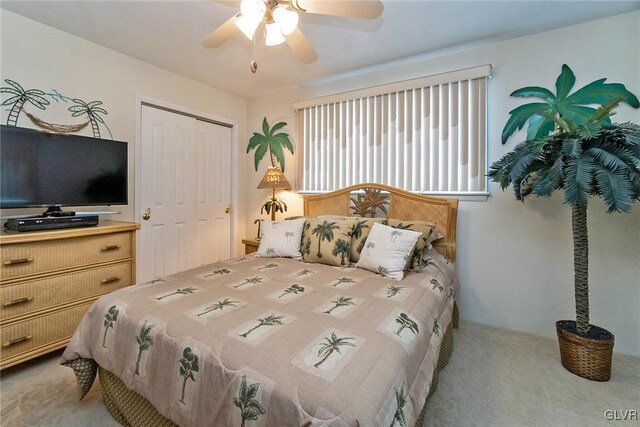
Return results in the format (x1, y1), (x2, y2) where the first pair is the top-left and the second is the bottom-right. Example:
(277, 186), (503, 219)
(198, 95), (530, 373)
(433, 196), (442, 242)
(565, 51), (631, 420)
(291, 0), (383, 19)
(284, 28), (318, 64)
(201, 13), (241, 48)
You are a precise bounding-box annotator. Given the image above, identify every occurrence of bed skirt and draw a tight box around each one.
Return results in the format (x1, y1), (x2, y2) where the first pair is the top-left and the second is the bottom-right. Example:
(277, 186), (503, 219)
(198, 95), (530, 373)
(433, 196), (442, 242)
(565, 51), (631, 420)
(96, 309), (456, 427)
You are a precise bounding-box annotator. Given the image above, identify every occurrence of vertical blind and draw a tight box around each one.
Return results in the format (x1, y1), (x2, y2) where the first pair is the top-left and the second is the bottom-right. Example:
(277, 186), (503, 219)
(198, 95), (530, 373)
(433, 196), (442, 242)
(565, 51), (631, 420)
(295, 65), (491, 194)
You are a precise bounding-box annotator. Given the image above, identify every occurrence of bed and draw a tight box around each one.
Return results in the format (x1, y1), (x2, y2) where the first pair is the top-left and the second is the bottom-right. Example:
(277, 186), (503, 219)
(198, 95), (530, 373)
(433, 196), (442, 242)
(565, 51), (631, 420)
(62, 184), (460, 426)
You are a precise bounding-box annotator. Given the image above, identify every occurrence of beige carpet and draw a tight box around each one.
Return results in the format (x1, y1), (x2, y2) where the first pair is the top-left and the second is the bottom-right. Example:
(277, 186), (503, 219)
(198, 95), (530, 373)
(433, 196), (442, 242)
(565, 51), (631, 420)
(1, 322), (638, 427)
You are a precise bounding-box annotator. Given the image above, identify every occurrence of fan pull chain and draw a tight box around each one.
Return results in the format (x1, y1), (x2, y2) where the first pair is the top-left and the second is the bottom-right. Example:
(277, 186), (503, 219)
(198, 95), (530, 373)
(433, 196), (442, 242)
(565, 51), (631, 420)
(250, 34), (258, 74)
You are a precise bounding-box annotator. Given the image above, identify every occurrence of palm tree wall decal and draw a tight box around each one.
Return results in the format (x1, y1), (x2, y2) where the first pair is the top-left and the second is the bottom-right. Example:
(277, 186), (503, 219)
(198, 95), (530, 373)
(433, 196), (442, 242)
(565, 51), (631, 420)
(390, 381), (407, 427)
(178, 347), (199, 404)
(395, 313), (419, 337)
(323, 296), (355, 315)
(203, 268), (230, 278)
(278, 284), (305, 298)
(240, 314), (285, 338)
(233, 277), (264, 289)
(68, 99), (108, 138)
(246, 118), (294, 172)
(386, 285), (406, 298)
(314, 332), (355, 368)
(311, 221), (339, 258)
(102, 305), (119, 348)
(197, 298), (240, 317)
(155, 287), (197, 300)
(331, 277), (355, 287)
(0, 79), (50, 126)
(232, 375), (266, 427)
(134, 321), (154, 375)
(331, 239), (350, 265)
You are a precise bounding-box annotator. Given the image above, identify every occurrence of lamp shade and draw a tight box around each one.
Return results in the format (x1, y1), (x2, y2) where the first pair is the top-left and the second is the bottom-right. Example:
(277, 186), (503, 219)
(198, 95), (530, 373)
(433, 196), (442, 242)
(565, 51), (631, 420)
(257, 167), (291, 190)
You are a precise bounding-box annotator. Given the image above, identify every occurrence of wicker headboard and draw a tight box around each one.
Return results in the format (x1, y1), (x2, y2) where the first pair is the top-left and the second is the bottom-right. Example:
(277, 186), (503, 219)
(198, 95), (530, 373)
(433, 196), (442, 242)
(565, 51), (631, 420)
(302, 184), (459, 261)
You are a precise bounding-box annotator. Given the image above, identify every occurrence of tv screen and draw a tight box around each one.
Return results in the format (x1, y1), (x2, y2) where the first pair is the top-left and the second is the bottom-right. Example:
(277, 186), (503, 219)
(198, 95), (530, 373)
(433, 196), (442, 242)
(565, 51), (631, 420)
(0, 125), (128, 209)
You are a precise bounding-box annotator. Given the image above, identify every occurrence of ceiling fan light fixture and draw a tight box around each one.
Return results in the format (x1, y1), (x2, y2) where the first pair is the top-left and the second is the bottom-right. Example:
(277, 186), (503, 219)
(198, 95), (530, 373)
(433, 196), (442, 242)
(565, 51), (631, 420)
(265, 22), (286, 46)
(240, 0), (266, 20)
(235, 14), (262, 40)
(273, 7), (299, 36)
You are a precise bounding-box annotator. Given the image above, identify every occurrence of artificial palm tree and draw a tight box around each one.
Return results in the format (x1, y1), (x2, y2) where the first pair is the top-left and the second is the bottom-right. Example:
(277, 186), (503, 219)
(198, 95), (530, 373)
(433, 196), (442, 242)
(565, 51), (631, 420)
(0, 79), (50, 126)
(489, 64), (639, 381)
(232, 375), (266, 427)
(311, 221), (340, 258)
(134, 322), (154, 375)
(233, 277), (264, 289)
(68, 98), (108, 138)
(178, 347), (199, 404)
(240, 314), (285, 338)
(314, 332), (355, 368)
(395, 313), (419, 337)
(331, 239), (351, 265)
(390, 381), (407, 427)
(247, 118), (294, 172)
(278, 284), (305, 298)
(323, 296), (355, 315)
(102, 305), (119, 348)
(155, 287), (197, 300)
(197, 298), (240, 317)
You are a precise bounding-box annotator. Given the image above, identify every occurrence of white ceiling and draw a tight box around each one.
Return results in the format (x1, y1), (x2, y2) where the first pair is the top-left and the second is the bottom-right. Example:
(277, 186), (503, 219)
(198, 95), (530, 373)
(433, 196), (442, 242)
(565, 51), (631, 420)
(2, 1), (639, 99)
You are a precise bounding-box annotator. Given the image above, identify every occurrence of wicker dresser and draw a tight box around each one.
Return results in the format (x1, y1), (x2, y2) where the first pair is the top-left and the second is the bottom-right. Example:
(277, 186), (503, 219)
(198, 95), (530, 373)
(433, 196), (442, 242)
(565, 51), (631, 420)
(0, 221), (139, 369)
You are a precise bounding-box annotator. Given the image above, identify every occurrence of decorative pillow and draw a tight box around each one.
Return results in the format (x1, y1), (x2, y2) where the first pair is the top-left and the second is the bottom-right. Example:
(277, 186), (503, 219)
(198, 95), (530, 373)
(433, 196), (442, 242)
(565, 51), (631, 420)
(386, 219), (437, 270)
(356, 223), (422, 281)
(256, 218), (306, 258)
(350, 218), (386, 262)
(301, 218), (356, 266)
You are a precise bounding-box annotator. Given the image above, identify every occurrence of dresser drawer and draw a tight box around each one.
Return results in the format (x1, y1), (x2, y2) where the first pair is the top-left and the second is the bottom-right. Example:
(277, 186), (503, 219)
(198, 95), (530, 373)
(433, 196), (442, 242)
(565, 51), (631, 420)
(1, 232), (132, 281)
(0, 261), (131, 322)
(0, 302), (92, 361)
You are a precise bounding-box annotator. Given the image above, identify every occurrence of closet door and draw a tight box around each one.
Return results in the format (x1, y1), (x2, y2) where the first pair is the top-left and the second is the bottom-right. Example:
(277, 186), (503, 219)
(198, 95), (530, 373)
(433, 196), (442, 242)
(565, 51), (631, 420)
(138, 106), (231, 283)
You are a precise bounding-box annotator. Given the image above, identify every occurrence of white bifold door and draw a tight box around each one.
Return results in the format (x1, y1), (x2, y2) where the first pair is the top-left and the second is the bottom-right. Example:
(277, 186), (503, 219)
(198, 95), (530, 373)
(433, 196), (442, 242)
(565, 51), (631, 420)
(138, 105), (232, 283)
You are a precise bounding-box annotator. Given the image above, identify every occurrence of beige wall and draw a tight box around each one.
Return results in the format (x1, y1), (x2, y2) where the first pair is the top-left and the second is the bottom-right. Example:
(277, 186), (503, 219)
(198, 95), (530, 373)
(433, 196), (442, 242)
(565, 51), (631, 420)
(0, 10), (248, 246)
(245, 11), (640, 355)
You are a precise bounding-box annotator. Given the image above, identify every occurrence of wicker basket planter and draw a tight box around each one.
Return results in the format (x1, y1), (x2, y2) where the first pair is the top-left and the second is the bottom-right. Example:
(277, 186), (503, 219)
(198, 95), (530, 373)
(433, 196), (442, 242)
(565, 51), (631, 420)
(556, 320), (615, 381)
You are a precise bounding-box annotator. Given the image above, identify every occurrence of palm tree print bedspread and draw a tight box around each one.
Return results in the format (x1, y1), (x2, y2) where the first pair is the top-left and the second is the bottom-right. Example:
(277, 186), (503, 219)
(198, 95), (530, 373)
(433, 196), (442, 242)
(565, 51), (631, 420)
(62, 252), (457, 426)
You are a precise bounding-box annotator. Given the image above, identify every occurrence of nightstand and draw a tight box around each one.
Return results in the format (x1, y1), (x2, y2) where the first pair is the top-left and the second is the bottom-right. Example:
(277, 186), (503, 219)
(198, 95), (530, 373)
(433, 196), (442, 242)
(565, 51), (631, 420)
(241, 239), (260, 254)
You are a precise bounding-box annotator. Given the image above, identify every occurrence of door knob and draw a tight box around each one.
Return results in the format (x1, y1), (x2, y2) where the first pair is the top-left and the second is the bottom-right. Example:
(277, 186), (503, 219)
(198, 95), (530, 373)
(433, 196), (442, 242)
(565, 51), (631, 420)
(225, 206), (231, 214)
(142, 208), (151, 221)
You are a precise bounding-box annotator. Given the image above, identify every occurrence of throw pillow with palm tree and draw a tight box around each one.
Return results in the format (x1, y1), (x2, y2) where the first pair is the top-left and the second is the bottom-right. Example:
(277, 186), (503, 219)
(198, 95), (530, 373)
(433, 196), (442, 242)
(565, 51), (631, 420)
(349, 218), (386, 262)
(387, 219), (437, 270)
(302, 218), (357, 266)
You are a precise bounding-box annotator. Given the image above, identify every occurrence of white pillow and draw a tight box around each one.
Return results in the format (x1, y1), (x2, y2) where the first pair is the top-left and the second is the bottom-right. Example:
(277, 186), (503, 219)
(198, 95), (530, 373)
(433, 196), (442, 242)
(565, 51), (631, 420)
(356, 223), (422, 281)
(256, 219), (306, 258)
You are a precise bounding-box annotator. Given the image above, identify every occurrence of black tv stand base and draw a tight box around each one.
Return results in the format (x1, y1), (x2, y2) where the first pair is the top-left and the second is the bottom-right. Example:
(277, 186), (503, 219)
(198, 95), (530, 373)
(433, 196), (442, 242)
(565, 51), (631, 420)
(41, 207), (76, 217)
(4, 215), (99, 232)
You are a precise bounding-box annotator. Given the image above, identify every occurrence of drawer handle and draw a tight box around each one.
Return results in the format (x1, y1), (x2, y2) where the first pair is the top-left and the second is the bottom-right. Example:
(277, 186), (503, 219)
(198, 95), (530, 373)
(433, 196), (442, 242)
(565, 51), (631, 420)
(101, 276), (122, 284)
(3, 297), (33, 307)
(3, 335), (32, 348)
(101, 245), (121, 252)
(4, 258), (34, 266)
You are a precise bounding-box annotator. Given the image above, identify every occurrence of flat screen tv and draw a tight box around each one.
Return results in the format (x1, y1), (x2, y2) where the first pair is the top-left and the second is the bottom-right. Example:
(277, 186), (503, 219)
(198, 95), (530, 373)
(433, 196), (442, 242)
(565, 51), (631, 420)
(0, 125), (128, 212)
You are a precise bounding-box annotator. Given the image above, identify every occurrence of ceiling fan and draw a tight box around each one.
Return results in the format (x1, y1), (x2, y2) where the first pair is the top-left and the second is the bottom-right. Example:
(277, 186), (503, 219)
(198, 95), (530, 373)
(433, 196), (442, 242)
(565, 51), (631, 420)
(202, 0), (384, 69)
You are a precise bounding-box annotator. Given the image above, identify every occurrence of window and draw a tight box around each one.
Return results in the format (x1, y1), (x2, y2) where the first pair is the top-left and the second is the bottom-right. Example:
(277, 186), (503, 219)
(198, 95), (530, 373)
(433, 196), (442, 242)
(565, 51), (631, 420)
(295, 65), (491, 195)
